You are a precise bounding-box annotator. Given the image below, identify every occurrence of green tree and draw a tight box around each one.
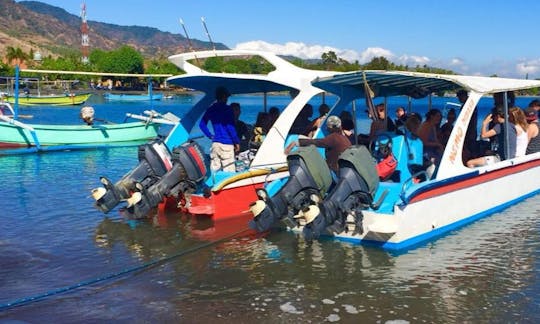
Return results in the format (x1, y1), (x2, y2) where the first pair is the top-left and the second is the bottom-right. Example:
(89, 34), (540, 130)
(145, 58), (181, 75)
(321, 51), (338, 65)
(5, 46), (29, 65)
(363, 56), (393, 70)
(90, 46), (144, 74)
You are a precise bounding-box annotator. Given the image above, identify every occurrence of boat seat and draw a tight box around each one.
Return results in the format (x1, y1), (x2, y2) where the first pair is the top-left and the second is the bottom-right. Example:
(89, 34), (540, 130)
(373, 132), (423, 183)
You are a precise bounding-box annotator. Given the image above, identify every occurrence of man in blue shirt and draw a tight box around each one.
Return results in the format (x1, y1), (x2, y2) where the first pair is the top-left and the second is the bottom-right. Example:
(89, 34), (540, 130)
(199, 86), (240, 172)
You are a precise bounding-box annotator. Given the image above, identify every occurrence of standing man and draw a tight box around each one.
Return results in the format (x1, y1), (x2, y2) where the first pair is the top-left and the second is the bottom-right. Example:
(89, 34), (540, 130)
(199, 86), (240, 172)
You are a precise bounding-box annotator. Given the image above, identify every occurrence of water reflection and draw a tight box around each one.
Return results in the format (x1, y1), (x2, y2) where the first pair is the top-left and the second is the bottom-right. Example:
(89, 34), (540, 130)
(85, 197), (540, 322)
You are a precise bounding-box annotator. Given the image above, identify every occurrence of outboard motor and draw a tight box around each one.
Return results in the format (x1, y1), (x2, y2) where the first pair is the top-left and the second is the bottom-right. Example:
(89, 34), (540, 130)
(249, 145), (333, 232)
(123, 141), (207, 218)
(301, 145), (381, 241)
(91, 139), (173, 213)
(92, 140), (207, 218)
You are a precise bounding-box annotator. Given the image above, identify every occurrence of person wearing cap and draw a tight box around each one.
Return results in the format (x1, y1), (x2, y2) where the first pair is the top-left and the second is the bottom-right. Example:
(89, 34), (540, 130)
(525, 106), (540, 154)
(285, 115), (351, 173)
(80, 106), (95, 125)
(199, 86), (240, 172)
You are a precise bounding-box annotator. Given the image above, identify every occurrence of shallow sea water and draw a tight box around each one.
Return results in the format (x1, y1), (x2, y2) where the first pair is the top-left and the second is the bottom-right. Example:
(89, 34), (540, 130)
(1, 95), (539, 323)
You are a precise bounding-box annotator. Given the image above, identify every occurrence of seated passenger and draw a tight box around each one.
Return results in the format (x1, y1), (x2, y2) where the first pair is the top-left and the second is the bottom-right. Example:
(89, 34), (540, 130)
(341, 118), (355, 144)
(231, 102), (251, 152)
(525, 107), (540, 154)
(404, 112), (422, 138)
(306, 103), (330, 137)
(417, 109), (444, 163)
(251, 112), (270, 148)
(358, 103), (396, 145)
(509, 106), (529, 157)
(267, 106), (280, 130)
(395, 106), (408, 126)
(440, 108), (456, 146)
(466, 109), (516, 167)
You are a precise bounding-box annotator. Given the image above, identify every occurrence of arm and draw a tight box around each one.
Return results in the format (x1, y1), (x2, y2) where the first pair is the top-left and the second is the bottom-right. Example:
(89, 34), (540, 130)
(299, 136), (332, 148)
(224, 111), (240, 145)
(527, 123), (538, 141)
(198, 113), (213, 139)
(480, 114), (497, 139)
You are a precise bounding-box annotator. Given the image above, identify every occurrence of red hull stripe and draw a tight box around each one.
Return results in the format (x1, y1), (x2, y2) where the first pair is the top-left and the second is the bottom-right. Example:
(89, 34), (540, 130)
(407, 159), (540, 204)
(188, 146), (206, 174)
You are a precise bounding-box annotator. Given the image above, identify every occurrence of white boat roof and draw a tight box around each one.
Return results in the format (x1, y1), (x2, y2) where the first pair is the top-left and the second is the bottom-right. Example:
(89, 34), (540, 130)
(313, 70), (540, 180)
(165, 49), (341, 168)
(313, 70), (540, 98)
(167, 49), (338, 95)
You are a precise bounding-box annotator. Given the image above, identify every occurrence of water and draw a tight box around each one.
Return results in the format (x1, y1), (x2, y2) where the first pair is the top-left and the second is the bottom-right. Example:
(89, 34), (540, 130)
(1, 94), (540, 323)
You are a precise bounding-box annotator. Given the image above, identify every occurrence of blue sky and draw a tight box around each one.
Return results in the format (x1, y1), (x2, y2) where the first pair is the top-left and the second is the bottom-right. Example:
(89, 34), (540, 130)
(19, 0), (540, 78)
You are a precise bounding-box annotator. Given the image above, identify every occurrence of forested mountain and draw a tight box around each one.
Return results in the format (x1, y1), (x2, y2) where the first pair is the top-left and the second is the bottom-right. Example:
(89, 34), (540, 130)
(0, 0), (226, 60)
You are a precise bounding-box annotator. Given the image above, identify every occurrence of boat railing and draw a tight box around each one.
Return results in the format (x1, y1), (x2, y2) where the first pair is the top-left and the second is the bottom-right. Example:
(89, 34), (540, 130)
(399, 170), (429, 203)
(125, 110), (180, 125)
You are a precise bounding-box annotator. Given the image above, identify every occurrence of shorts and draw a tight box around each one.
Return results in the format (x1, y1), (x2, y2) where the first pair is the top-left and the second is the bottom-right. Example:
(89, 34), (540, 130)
(210, 142), (235, 172)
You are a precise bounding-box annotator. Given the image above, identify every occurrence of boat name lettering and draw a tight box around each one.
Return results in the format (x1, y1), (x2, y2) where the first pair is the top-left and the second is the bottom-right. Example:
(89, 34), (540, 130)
(448, 126), (464, 163)
(448, 100), (474, 163)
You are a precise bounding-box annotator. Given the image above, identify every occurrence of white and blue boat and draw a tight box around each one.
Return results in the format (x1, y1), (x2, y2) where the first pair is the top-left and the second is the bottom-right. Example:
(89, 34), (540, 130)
(249, 70), (540, 251)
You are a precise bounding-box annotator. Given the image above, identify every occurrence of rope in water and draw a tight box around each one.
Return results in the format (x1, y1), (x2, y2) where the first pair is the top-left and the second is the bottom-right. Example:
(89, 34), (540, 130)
(0, 227), (252, 312)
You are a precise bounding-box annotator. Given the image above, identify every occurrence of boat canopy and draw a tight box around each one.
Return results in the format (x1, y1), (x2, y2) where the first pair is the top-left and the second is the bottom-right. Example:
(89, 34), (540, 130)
(313, 70), (540, 98)
(167, 74), (294, 96)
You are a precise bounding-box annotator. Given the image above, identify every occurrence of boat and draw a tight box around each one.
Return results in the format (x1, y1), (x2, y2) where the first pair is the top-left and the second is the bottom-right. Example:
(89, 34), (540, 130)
(1, 76), (92, 106)
(104, 82), (163, 101)
(0, 101), (178, 155)
(103, 92), (163, 102)
(90, 49), (340, 221)
(248, 70), (540, 251)
(2, 92), (92, 106)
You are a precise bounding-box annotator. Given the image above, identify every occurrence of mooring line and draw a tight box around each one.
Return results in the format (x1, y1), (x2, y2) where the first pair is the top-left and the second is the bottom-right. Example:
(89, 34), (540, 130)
(0, 227), (252, 312)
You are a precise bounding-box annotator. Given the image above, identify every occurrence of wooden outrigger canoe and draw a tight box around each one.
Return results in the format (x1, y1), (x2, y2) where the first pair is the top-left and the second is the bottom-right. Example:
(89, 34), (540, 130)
(3, 93), (92, 106)
(0, 102), (178, 155)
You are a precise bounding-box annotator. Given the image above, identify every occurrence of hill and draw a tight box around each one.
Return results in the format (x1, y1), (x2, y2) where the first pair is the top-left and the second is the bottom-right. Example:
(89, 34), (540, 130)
(0, 0), (227, 61)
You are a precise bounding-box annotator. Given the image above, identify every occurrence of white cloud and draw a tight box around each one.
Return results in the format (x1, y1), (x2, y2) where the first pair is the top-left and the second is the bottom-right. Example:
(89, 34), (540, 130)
(234, 40), (537, 78)
(516, 59), (540, 77)
(235, 40), (393, 64)
(395, 54), (430, 66)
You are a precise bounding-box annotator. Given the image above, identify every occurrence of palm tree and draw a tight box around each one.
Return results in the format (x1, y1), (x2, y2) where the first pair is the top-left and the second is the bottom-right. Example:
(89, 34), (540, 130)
(5, 46), (29, 66)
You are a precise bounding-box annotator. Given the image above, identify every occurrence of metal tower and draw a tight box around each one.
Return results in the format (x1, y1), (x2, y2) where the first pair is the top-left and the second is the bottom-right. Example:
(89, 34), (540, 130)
(80, 2), (89, 64)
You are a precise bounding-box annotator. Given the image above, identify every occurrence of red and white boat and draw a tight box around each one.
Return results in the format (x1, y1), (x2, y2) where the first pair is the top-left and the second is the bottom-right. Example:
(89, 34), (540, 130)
(92, 50), (339, 221)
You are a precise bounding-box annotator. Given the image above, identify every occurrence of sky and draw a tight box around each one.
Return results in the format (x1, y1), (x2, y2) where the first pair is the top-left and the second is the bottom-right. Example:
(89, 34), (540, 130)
(18, 0), (540, 79)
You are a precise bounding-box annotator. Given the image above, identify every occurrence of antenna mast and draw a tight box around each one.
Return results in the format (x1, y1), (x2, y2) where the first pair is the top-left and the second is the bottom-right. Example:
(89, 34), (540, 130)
(179, 19), (201, 66)
(201, 17), (217, 54)
(80, 2), (89, 64)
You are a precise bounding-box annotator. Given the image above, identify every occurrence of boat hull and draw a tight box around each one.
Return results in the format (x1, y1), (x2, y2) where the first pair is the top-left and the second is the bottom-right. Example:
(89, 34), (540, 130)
(0, 121), (159, 153)
(326, 158), (540, 251)
(182, 170), (290, 220)
(5, 93), (92, 106)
